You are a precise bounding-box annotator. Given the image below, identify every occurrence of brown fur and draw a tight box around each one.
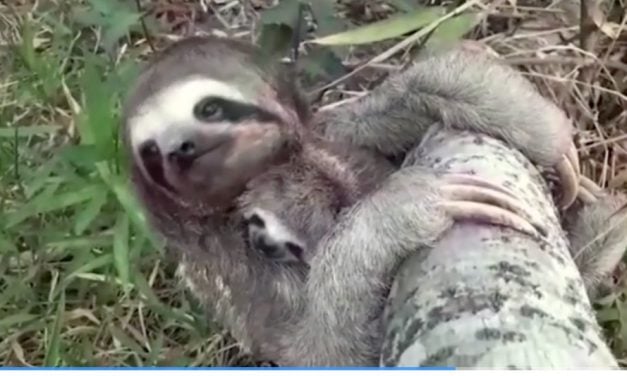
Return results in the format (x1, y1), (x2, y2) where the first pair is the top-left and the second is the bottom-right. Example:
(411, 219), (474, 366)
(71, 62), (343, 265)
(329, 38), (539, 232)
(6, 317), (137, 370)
(248, 42), (627, 301)
(122, 35), (624, 366)
(563, 192), (627, 299)
(123, 36), (403, 364)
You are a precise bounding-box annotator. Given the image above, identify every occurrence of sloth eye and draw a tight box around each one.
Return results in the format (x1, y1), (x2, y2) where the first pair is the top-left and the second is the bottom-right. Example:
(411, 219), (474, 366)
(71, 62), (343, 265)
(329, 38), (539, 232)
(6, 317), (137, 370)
(194, 97), (223, 121)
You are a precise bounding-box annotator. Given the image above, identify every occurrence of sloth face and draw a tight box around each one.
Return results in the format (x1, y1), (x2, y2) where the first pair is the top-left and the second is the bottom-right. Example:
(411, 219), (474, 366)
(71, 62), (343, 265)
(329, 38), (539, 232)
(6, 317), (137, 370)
(125, 75), (297, 205)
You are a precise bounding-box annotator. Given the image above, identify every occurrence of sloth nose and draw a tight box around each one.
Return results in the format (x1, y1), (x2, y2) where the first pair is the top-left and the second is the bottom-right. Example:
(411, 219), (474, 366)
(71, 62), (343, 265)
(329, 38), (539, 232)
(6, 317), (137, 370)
(139, 139), (161, 163)
(167, 140), (198, 169)
(138, 139), (172, 190)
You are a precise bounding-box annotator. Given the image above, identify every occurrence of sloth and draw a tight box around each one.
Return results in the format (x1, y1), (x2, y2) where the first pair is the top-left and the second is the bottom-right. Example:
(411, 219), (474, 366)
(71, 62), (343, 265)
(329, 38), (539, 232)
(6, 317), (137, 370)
(245, 178), (627, 300)
(244, 41), (627, 299)
(238, 40), (627, 300)
(122, 35), (589, 365)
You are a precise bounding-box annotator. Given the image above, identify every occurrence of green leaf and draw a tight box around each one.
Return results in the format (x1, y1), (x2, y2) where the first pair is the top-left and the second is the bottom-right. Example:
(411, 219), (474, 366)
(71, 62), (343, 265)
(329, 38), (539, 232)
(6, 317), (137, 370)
(15, 16), (62, 102)
(147, 333), (165, 366)
(300, 47), (346, 83)
(258, 0), (309, 61)
(4, 183), (100, 229)
(311, 7), (446, 45)
(0, 232), (16, 254)
(44, 291), (65, 366)
(309, 0), (346, 35)
(59, 144), (104, 169)
(133, 272), (194, 324)
(73, 187), (108, 235)
(22, 158), (59, 198)
(0, 277), (36, 314)
(88, 0), (118, 17)
(101, 167), (161, 250)
(42, 7), (85, 34)
(257, 23), (294, 59)
(59, 254), (114, 292)
(110, 59), (140, 95)
(46, 234), (112, 250)
(0, 125), (61, 138)
(17, 18), (37, 73)
(113, 212), (131, 293)
(129, 229), (146, 263)
(109, 324), (147, 356)
(427, 13), (480, 45)
(388, 0), (416, 12)
(0, 312), (39, 330)
(70, 7), (107, 29)
(83, 0), (139, 41)
(79, 55), (117, 161)
(260, 0), (303, 26)
(4, 183), (58, 229)
(101, 11), (141, 52)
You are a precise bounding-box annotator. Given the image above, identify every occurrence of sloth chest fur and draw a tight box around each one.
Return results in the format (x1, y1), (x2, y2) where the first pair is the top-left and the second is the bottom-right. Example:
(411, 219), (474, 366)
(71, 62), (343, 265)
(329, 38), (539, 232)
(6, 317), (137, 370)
(175, 232), (305, 355)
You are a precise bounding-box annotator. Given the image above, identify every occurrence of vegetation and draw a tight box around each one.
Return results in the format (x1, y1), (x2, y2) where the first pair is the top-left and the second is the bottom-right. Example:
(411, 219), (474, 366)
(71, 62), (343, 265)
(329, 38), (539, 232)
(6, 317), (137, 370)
(0, 0), (625, 367)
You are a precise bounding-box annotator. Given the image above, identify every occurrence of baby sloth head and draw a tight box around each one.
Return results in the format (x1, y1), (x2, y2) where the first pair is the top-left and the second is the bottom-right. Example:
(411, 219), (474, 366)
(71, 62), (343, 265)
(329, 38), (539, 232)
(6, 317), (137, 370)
(121, 36), (309, 208)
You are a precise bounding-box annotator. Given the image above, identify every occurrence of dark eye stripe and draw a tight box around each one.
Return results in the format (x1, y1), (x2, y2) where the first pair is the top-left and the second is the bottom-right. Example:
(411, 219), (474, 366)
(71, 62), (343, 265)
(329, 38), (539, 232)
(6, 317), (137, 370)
(195, 96), (280, 123)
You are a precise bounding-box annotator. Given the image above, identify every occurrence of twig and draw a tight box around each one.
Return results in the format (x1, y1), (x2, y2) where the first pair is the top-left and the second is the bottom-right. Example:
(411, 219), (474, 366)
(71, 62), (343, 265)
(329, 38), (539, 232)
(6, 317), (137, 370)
(317, 92), (368, 112)
(135, 0), (156, 52)
(521, 71), (627, 102)
(579, 0), (597, 51)
(506, 56), (627, 73)
(580, 134), (627, 152)
(290, 1), (305, 63)
(577, 0), (601, 106)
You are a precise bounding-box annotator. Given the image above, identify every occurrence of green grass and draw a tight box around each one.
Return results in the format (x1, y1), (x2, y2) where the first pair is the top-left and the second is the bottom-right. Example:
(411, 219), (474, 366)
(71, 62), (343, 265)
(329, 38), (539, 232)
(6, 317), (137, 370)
(1, 0), (627, 367)
(0, 0), (251, 366)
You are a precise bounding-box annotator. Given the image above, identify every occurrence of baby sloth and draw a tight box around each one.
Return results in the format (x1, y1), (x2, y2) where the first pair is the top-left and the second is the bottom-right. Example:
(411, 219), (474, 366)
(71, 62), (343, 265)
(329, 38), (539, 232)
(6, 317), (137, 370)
(238, 141), (399, 267)
(243, 208), (306, 264)
(245, 179), (627, 299)
(123, 36), (556, 366)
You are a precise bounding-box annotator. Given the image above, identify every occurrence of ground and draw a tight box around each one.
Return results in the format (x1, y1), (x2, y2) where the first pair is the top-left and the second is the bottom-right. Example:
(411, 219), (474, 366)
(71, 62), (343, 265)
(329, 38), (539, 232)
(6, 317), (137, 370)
(0, 0), (626, 367)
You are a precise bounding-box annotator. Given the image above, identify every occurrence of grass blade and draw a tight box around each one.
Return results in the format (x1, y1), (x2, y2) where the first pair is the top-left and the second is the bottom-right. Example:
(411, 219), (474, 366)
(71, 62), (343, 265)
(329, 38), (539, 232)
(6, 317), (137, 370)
(44, 291), (65, 366)
(113, 212), (131, 293)
(73, 186), (108, 235)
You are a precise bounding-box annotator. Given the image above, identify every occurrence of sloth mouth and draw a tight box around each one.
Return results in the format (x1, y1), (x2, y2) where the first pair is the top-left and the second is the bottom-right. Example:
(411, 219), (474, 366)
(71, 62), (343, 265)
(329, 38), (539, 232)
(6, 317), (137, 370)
(192, 141), (227, 163)
(182, 143), (231, 178)
(138, 137), (230, 197)
(168, 139), (226, 171)
(159, 141), (231, 196)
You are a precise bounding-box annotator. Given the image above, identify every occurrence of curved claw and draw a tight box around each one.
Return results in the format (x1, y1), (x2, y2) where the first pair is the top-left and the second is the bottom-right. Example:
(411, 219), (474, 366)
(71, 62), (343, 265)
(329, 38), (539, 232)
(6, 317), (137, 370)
(580, 175), (603, 195)
(577, 186), (598, 205)
(575, 175), (608, 205)
(567, 141), (581, 177)
(441, 174), (546, 238)
(443, 202), (540, 238)
(555, 143), (581, 209)
(442, 173), (526, 198)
